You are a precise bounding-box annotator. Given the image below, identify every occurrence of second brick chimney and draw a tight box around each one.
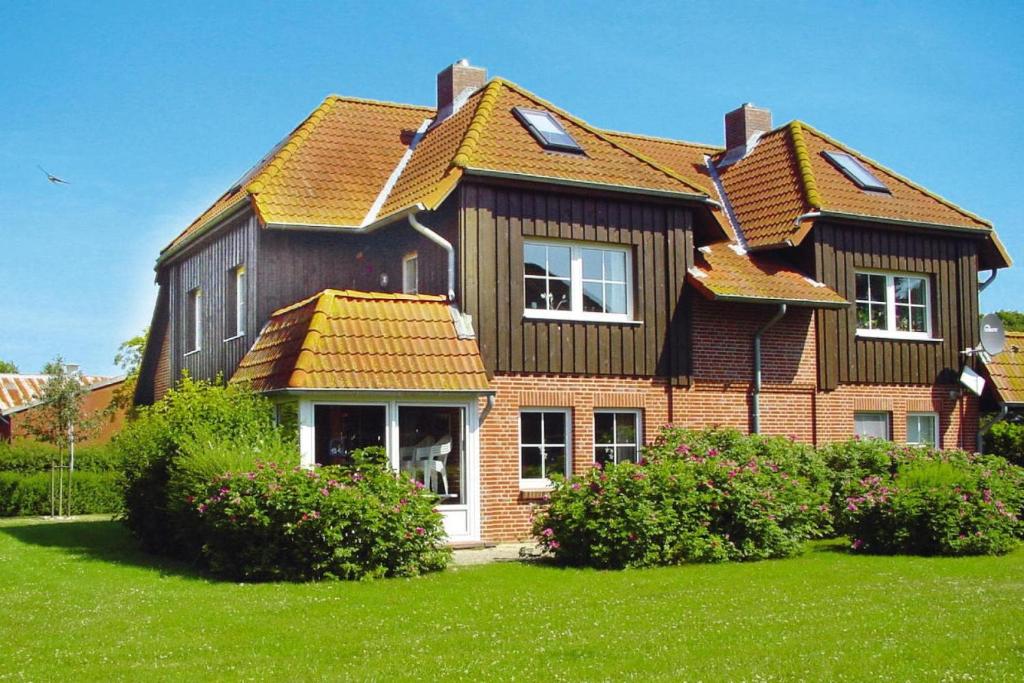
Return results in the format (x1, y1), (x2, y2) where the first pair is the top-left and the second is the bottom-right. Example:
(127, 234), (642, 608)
(724, 103), (772, 150)
(437, 59), (487, 115)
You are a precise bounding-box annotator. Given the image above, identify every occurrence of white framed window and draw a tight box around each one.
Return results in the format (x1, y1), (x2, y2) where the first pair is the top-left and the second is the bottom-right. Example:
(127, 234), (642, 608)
(185, 288), (202, 354)
(907, 412), (939, 447)
(524, 240), (632, 322)
(519, 409), (571, 488)
(225, 265), (246, 339)
(854, 411), (890, 440)
(594, 410), (642, 465)
(855, 271), (932, 339)
(402, 253), (419, 295)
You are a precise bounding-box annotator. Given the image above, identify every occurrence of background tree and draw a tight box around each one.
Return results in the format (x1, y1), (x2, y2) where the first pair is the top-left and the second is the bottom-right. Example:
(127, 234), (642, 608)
(111, 329), (148, 412)
(22, 356), (96, 449)
(992, 310), (1024, 333)
(0, 359), (19, 373)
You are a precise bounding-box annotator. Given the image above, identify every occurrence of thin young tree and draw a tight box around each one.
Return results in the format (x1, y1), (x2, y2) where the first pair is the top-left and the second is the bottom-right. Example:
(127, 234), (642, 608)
(22, 357), (97, 515)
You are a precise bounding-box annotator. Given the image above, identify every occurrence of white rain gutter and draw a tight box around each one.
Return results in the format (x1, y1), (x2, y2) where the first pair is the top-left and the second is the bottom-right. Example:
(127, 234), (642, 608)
(752, 304), (787, 434)
(408, 213), (456, 302)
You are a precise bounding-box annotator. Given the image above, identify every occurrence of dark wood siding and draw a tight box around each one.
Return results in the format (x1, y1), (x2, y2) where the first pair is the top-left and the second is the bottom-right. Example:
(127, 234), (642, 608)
(459, 183), (694, 383)
(256, 205), (457, 324)
(811, 221), (979, 389)
(168, 212), (260, 384)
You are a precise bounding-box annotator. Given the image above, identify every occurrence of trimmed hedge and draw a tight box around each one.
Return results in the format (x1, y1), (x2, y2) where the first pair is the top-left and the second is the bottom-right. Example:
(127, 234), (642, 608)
(0, 442), (122, 474)
(0, 471), (123, 516)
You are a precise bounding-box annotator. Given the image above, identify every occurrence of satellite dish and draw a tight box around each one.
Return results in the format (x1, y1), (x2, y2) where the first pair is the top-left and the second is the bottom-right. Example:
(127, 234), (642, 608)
(960, 365), (986, 397)
(980, 313), (1006, 356)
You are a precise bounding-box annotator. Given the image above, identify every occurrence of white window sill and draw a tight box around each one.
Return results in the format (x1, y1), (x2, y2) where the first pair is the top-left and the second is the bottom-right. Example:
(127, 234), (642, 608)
(223, 333), (246, 342)
(523, 310), (641, 325)
(519, 480), (555, 491)
(855, 331), (943, 343)
(183, 349), (201, 357)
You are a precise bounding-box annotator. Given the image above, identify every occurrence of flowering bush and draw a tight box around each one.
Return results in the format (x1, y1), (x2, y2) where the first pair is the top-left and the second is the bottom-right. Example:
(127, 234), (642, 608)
(836, 452), (1023, 556)
(193, 449), (450, 581)
(533, 428), (832, 568)
(115, 376), (297, 556)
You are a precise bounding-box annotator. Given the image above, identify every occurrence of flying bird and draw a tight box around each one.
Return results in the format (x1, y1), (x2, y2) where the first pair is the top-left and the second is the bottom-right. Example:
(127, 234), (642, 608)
(37, 165), (70, 185)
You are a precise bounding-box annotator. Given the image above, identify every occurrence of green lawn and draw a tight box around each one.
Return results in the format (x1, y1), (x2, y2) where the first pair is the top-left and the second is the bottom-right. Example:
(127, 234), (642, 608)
(1, 518), (1022, 681)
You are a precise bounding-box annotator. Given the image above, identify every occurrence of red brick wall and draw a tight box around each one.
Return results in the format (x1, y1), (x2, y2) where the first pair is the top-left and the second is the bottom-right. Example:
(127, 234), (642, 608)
(476, 296), (979, 542)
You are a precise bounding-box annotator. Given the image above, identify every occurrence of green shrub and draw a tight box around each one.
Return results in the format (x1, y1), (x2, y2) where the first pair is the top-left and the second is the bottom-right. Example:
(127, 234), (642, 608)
(0, 442), (121, 473)
(0, 471), (122, 516)
(837, 453), (1023, 556)
(534, 428), (832, 568)
(193, 449), (450, 581)
(114, 376), (298, 556)
(985, 420), (1024, 467)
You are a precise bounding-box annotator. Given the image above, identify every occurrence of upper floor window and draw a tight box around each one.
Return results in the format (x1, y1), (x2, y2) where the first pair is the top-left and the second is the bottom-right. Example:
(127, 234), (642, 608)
(403, 253), (418, 294)
(524, 240), (632, 322)
(855, 271), (931, 339)
(185, 287), (202, 354)
(225, 265), (246, 339)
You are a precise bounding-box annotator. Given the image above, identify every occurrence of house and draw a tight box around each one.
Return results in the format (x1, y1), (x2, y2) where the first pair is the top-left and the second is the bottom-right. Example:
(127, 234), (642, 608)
(1, 373), (127, 443)
(134, 60), (1011, 542)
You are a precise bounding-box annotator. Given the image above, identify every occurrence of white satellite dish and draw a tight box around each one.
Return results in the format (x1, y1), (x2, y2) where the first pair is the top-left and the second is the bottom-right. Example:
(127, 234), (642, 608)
(980, 313), (1006, 356)
(960, 365), (986, 397)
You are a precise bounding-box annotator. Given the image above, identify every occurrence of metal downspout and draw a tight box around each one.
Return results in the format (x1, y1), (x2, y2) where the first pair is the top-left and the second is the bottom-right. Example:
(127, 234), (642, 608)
(977, 403), (1009, 453)
(752, 304), (787, 434)
(408, 213), (456, 302)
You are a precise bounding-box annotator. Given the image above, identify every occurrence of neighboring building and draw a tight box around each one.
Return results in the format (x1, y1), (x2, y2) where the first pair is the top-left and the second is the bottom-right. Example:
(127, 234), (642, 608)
(134, 60), (1012, 542)
(0, 373), (128, 443)
(980, 332), (1024, 413)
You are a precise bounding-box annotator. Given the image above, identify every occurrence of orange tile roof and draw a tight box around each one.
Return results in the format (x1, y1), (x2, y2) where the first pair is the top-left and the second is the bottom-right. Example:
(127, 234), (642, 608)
(982, 333), (1024, 406)
(231, 290), (491, 393)
(600, 130), (720, 196)
(0, 374), (118, 415)
(687, 242), (848, 308)
(713, 122), (1001, 252)
(162, 96), (434, 257)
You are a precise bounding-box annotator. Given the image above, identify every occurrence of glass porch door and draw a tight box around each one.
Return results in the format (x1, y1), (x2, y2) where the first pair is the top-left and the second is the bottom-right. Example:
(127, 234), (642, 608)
(398, 406), (465, 506)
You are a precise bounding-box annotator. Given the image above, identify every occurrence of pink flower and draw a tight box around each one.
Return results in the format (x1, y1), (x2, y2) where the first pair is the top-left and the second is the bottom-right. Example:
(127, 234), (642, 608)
(541, 527), (555, 537)
(197, 503), (207, 514)
(847, 502), (858, 511)
(415, 527), (426, 536)
(706, 448), (719, 457)
(571, 482), (581, 491)
(851, 538), (864, 550)
(548, 540), (561, 549)
(319, 487), (330, 497)
(676, 444), (691, 454)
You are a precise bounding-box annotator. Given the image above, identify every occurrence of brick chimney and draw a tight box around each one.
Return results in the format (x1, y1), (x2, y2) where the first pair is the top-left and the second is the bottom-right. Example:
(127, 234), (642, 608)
(724, 103), (772, 150)
(437, 59), (487, 114)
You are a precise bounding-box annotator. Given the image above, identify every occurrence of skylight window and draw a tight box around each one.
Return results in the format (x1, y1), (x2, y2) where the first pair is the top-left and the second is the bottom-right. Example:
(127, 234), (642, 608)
(513, 107), (584, 153)
(823, 151), (889, 192)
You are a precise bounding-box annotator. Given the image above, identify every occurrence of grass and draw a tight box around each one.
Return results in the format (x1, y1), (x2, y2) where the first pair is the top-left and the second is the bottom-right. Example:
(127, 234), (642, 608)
(1, 518), (1023, 681)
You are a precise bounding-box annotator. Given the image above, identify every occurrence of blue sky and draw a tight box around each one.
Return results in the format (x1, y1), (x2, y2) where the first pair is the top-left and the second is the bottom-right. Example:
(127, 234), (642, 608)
(1, 1), (1022, 375)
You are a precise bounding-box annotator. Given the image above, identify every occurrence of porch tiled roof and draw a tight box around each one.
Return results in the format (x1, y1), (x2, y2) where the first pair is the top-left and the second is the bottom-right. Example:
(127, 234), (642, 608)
(231, 290), (491, 393)
(982, 332), (1024, 406)
(686, 242), (848, 308)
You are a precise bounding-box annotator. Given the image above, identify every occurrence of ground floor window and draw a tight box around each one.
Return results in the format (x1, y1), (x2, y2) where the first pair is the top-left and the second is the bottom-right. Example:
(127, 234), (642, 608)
(398, 406), (464, 505)
(314, 405), (386, 466)
(520, 409), (570, 487)
(854, 411), (890, 440)
(594, 410), (641, 465)
(907, 412), (939, 446)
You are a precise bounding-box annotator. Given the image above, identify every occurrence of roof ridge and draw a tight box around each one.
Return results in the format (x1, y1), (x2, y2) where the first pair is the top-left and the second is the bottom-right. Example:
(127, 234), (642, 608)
(289, 291), (334, 389)
(788, 121), (823, 210)
(452, 80), (502, 169)
(245, 96), (339, 196)
(325, 94), (434, 112)
(796, 120), (991, 228)
(492, 78), (709, 197)
(601, 127), (722, 151)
